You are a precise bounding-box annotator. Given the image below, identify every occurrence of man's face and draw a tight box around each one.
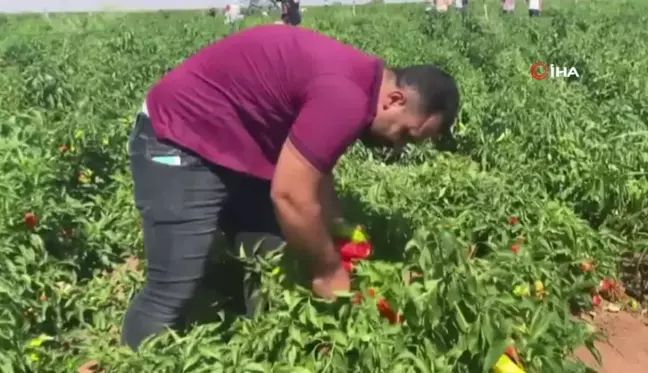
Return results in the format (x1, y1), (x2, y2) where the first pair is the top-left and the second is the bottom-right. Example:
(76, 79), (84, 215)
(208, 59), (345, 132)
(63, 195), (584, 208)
(361, 89), (445, 150)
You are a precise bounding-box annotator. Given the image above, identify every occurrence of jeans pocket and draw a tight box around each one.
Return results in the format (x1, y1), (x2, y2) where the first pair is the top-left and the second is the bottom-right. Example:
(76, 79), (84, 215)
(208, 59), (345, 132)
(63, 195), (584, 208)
(128, 114), (202, 168)
(146, 139), (203, 167)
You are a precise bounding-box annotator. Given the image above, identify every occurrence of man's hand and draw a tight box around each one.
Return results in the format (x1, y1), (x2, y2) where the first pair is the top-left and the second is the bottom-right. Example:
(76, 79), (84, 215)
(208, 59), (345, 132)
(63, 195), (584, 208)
(312, 263), (350, 300)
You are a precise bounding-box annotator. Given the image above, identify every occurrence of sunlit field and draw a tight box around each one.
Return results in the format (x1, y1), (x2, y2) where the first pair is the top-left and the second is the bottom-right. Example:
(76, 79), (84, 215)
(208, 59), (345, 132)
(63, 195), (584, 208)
(1, 1), (648, 372)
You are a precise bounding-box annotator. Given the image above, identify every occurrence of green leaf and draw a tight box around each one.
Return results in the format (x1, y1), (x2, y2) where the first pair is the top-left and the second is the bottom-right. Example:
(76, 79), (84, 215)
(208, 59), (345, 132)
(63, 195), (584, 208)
(483, 338), (509, 373)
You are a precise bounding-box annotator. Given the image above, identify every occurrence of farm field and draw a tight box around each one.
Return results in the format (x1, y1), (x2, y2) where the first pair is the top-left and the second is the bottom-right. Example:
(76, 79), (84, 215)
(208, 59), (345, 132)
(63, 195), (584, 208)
(1, 1), (648, 372)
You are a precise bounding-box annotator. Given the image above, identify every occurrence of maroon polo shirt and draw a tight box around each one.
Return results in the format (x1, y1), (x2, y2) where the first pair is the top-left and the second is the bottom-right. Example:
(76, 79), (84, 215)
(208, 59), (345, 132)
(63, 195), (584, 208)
(145, 24), (383, 180)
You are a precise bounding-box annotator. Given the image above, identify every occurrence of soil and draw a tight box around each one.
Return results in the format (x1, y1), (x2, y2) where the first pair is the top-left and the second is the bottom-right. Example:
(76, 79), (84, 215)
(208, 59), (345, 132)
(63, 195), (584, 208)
(574, 308), (648, 373)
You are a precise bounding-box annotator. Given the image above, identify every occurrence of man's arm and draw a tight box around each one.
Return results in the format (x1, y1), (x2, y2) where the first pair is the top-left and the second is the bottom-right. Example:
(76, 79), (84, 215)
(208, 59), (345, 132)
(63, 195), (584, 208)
(270, 77), (369, 279)
(271, 140), (340, 277)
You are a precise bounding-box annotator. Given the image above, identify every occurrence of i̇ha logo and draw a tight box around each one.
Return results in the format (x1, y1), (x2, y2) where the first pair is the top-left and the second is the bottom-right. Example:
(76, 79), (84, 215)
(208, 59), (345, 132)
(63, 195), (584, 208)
(530, 62), (580, 80)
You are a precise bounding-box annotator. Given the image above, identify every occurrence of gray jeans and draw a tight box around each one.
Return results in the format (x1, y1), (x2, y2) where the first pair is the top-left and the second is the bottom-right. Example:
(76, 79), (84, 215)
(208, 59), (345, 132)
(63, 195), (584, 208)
(121, 113), (283, 351)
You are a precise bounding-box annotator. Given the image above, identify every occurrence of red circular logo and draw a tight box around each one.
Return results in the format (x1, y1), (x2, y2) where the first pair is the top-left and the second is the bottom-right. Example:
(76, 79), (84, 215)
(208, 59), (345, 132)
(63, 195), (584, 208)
(530, 62), (549, 80)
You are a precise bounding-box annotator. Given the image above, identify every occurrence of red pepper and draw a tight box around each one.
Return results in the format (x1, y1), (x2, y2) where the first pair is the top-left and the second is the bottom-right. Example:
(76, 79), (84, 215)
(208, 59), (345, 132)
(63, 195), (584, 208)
(351, 289), (402, 324)
(599, 279), (616, 292)
(377, 299), (402, 324)
(509, 217), (518, 225)
(338, 241), (372, 260)
(505, 346), (520, 364)
(336, 239), (372, 273)
(24, 212), (38, 230)
(592, 294), (602, 307)
(510, 244), (520, 254)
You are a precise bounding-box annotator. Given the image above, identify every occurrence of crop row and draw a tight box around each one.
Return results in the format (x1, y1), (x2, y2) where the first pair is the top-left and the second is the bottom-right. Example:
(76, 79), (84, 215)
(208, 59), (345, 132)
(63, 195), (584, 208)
(0, 1), (646, 372)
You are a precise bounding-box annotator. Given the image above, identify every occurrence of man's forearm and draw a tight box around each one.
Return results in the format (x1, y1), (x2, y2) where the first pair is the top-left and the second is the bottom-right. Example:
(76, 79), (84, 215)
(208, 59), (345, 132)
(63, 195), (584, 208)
(272, 194), (341, 276)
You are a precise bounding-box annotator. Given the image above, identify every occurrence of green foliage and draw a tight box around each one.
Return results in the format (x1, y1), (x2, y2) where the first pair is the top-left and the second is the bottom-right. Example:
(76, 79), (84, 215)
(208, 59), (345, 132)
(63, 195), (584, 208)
(0, 1), (646, 372)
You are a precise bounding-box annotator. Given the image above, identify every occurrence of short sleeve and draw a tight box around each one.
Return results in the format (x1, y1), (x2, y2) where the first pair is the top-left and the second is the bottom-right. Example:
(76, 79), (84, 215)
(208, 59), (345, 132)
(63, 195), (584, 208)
(288, 77), (370, 174)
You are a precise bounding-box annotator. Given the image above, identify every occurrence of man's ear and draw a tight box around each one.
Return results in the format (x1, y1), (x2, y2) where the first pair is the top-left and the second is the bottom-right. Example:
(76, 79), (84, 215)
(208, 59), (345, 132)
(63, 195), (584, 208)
(386, 90), (406, 107)
(271, 139), (324, 202)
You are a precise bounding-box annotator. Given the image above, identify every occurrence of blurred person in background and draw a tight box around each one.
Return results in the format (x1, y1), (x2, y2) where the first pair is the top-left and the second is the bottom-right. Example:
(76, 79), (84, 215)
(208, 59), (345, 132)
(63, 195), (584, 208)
(503, 0), (515, 14)
(224, 2), (244, 25)
(281, 0), (302, 25)
(528, 0), (541, 16)
(119, 24), (459, 351)
(455, 0), (467, 13)
(436, 0), (449, 12)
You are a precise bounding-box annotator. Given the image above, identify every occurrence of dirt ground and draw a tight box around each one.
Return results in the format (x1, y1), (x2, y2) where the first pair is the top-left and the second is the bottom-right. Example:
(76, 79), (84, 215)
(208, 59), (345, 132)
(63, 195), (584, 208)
(574, 308), (648, 373)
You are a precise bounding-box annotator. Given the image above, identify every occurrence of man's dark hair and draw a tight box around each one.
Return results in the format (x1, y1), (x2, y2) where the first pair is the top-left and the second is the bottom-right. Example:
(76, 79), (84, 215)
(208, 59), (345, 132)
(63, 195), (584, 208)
(390, 65), (460, 132)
